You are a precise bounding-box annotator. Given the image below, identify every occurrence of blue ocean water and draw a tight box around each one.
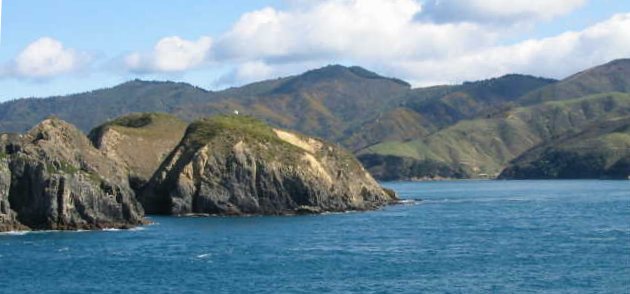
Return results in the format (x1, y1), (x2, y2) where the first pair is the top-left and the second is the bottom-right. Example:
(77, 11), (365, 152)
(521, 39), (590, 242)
(1, 180), (629, 293)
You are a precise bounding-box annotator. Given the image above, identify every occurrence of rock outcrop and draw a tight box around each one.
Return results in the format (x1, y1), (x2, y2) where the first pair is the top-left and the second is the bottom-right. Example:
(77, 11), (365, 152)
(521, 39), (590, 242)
(0, 114), (397, 230)
(0, 118), (145, 231)
(141, 115), (396, 215)
(0, 155), (25, 231)
(89, 113), (187, 192)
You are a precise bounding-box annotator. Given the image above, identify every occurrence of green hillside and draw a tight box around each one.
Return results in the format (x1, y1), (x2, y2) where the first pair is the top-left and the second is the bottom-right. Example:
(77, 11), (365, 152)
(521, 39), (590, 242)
(0, 66), (552, 149)
(499, 118), (630, 179)
(177, 65), (412, 142)
(0, 60), (629, 180)
(344, 74), (555, 150)
(405, 74), (556, 127)
(519, 59), (630, 105)
(360, 92), (630, 178)
(0, 66), (412, 144)
(0, 80), (212, 132)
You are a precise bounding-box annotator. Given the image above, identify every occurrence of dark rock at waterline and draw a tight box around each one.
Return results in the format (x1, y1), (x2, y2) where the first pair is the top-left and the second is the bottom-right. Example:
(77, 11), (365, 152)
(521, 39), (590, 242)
(0, 118), (145, 231)
(0, 158), (26, 231)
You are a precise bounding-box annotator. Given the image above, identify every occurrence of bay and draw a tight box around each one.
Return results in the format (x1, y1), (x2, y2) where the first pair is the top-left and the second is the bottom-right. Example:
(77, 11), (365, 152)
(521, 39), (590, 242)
(1, 180), (628, 293)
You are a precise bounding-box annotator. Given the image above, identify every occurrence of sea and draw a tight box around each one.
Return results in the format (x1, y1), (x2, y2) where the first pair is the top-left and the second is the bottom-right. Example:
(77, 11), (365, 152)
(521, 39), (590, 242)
(1, 180), (628, 293)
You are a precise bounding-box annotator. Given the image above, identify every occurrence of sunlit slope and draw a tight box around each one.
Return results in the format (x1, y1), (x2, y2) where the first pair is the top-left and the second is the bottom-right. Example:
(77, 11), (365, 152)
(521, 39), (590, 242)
(360, 93), (630, 177)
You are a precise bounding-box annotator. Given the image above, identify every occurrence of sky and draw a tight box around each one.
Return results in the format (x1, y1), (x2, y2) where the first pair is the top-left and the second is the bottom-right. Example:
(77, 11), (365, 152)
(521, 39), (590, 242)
(0, 0), (629, 101)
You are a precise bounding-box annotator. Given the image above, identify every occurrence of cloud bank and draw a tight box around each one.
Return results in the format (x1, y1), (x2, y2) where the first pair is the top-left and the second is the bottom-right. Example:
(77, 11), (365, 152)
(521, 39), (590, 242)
(127, 0), (628, 86)
(394, 12), (630, 85)
(5, 0), (630, 88)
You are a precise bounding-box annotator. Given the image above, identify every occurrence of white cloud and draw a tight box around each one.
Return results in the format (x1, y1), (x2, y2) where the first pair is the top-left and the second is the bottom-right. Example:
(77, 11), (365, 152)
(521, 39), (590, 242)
(11, 37), (90, 78)
(419, 0), (587, 24)
(215, 0), (496, 63)
(119, 0), (628, 88)
(395, 13), (630, 85)
(211, 1), (629, 87)
(125, 36), (212, 73)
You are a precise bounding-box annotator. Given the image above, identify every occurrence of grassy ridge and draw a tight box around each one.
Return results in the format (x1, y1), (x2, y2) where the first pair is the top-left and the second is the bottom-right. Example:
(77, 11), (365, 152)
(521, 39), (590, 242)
(88, 113), (189, 189)
(500, 118), (630, 179)
(519, 59), (630, 105)
(90, 112), (188, 139)
(185, 115), (285, 149)
(361, 92), (630, 177)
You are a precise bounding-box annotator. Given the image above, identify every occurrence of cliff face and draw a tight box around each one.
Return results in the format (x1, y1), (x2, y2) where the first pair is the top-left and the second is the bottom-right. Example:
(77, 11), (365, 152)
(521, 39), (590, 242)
(0, 118), (145, 231)
(0, 115), (396, 230)
(141, 115), (396, 215)
(0, 157), (25, 231)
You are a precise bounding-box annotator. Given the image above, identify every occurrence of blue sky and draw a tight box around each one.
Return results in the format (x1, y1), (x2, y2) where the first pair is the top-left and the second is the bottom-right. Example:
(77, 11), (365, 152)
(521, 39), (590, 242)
(0, 0), (629, 101)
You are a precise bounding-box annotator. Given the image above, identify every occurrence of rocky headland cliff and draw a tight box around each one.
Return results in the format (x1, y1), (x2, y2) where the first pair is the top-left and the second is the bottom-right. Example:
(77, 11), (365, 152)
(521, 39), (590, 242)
(0, 118), (145, 231)
(0, 114), (396, 231)
(140, 115), (396, 215)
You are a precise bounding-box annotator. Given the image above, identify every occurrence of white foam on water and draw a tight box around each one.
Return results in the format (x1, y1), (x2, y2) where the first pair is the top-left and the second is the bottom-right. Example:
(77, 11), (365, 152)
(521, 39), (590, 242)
(0, 227), (144, 236)
(100, 226), (147, 232)
(102, 228), (122, 232)
(0, 231), (29, 236)
(0, 229), (86, 235)
(396, 199), (421, 206)
(197, 253), (211, 258)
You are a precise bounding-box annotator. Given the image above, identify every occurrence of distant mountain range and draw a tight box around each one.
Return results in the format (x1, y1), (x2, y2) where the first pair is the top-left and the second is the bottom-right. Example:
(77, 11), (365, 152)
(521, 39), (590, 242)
(1, 59), (628, 180)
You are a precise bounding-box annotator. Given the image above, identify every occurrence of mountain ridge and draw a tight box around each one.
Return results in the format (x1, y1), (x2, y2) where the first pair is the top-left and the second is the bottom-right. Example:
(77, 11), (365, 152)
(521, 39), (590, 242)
(0, 60), (628, 180)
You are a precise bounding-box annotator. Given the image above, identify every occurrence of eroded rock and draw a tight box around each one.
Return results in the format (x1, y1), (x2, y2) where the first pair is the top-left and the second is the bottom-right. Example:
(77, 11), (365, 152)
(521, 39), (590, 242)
(0, 118), (145, 231)
(141, 115), (396, 215)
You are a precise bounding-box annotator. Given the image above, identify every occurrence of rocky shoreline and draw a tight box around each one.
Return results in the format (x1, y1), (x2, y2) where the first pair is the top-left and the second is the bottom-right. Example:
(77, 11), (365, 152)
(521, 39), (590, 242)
(0, 114), (397, 231)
